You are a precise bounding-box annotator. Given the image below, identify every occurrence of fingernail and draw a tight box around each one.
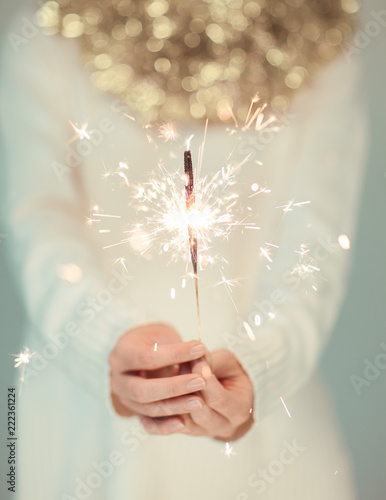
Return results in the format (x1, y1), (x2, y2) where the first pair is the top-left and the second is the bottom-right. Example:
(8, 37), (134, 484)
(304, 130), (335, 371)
(170, 421), (184, 432)
(185, 399), (203, 410)
(187, 377), (205, 391)
(190, 343), (207, 357)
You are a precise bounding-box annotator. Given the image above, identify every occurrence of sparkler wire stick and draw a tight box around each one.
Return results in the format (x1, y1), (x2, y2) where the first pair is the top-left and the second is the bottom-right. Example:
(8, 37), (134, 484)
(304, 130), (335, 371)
(184, 149), (202, 341)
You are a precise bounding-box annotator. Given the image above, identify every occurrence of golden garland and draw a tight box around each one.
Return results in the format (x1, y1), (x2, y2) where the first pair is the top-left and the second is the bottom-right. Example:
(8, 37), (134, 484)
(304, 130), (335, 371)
(36, 0), (357, 123)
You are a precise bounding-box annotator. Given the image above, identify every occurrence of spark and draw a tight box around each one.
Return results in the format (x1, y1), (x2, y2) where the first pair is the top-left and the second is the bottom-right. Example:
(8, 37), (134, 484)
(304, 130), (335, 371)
(101, 162), (130, 186)
(114, 257), (129, 273)
(68, 120), (91, 143)
(294, 247), (310, 256)
(243, 321), (256, 341)
(158, 122), (179, 142)
(197, 119), (208, 179)
(275, 200), (311, 212)
(84, 217), (101, 227)
(214, 270), (240, 313)
(290, 246), (323, 290)
(249, 183), (272, 199)
(12, 347), (36, 395)
(154, 342), (158, 352)
(170, 287), (176, 299)
(13, 347), (35, 368)
(280, 396), (292, 418)
(243, 93), (278, 133)
(102, 238), (131, 250)
(118, 171), (130, 187)
(122, 112), (136, 121)
(260, 247), (273, 263)
(92, 213), (121, 219)
(132, 159), (254, 266)
(222, 442), (236, 458)
(212, 272), (240, 289)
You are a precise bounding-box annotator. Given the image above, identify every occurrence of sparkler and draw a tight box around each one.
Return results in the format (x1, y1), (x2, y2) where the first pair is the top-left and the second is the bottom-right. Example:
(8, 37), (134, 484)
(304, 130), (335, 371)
(86, 97), (319, 343)
(184, 147), (202, 341)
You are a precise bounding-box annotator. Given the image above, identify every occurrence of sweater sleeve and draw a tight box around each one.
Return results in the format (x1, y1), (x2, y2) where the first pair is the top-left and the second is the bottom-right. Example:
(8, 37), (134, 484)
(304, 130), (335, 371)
(0, 23), (133, 403)
(229, 55), (368, 423)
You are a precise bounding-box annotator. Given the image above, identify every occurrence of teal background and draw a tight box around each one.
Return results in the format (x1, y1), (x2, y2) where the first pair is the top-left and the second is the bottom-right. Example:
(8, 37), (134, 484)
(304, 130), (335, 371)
(0, 1), (385, 498)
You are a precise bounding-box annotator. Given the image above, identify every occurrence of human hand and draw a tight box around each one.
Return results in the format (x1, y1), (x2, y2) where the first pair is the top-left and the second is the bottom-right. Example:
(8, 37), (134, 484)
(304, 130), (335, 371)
(109, 323), (209, 432)
(140, 349), (255, 441)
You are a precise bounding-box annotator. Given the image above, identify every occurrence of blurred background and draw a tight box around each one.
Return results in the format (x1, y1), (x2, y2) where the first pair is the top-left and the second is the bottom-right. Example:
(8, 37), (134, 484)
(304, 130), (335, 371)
(0, 1), (385, 499)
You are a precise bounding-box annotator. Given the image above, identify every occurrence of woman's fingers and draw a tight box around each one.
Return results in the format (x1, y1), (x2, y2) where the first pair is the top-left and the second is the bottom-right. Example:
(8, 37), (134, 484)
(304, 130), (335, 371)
(210, 349), (241, 379)
(189, 402), (233, 438)
(110, 340), (207, 372)
(139, 415), (185, 435)
(112, 371), (206, 404)
(191, 356), (251, 428)
(121, 394), (204, 418)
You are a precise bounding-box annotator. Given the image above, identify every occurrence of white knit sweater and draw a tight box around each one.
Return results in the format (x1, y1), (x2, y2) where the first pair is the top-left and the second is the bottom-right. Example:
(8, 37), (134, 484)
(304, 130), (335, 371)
(0, 7), (367, 499)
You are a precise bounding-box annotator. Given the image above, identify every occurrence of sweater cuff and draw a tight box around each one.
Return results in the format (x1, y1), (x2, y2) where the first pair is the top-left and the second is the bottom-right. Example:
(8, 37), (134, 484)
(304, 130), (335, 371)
(228, 319), (305, 424)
